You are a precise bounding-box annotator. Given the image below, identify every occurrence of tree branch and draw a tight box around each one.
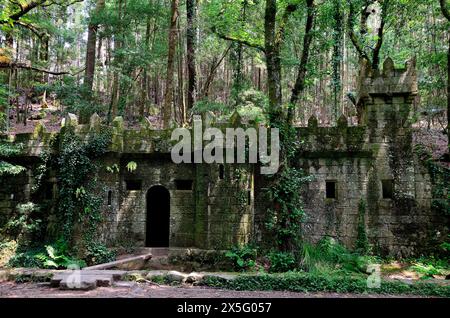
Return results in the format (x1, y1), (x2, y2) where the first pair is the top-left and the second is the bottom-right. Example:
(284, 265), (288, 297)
(347, 0), (370, 63)
(14, 21), (48, 39)
(275, 2), (300, 48)
(372, 0), (389, 71)
(0, 61), (75, 75)
(212, 26), (265, 52)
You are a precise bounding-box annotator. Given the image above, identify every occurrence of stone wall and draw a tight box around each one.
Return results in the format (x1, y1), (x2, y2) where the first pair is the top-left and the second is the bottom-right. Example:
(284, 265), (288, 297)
(254, 58), (447, 257)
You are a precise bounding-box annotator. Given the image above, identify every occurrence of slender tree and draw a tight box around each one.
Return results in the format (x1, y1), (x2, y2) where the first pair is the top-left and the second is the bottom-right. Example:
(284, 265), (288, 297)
(186, 0), (197, 113)
(439, 0), (449, 140)
(163, 0), (179, 128)
(84, 0), (106, 93)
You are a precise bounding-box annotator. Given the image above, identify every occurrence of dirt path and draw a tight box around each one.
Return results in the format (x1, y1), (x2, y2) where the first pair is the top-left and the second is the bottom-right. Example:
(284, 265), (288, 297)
(0, 282), (425, 298)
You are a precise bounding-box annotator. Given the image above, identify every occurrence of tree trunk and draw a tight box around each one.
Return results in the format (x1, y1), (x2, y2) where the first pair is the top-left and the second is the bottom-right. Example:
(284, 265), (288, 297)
(289, 0), (315, 122)
(84, 0), (105, 93)
(448, 33), (450, 137)
(186, 0), (197, 112)
(39, 34), (49, 83)
(163, 0), (179, 128)
(264, 0), (282, 116)
(439, 0), (449, 139)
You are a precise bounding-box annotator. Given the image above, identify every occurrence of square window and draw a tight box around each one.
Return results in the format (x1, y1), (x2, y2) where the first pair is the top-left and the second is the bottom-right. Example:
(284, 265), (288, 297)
(326, 181), (337, 199)
(126, 180), (142, 191)
(382, 180), (394, 199)
(175, 180), (193, 190)
(107, 190), (112, 206)
(219, 164), (225, 180)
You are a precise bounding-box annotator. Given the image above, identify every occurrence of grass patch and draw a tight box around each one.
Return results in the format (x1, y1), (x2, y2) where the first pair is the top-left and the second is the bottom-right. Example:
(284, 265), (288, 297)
(200, 272), (450, 297)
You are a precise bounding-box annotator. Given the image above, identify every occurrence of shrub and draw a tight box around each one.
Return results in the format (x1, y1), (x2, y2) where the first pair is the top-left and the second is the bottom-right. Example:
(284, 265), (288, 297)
(84, 242), (116, 266)
(201, 271), (450, 297)
(225, 245), (257, 272)
(300, 237), (378, 274)
(267, 251), (296, 273)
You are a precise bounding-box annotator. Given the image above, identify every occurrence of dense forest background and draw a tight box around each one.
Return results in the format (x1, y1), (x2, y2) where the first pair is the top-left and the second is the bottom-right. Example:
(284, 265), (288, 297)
(0, 0), (448, 133)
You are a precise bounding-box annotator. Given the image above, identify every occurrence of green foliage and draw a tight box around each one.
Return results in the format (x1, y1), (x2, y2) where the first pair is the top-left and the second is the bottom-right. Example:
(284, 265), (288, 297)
(35, 243), (86, 269)
(441, 236), (450, 253)
(355, 200), (370, 254)
(38, 79), (105, 119)
(0, 86), (24, 177)
(300, 237), (377, 274)
(8, 248), (44, 268)
(191, 100), (229, 116)
(126, 161), (137, 173)
(225, 245), (257, 271)
(414, 144), (450, 216)
(267, 251), (297, 273)
(0, 84), (9, 131)
(265, 165), (312, 251)
(408, 256), (449, 279)
(57, 127), (111, 242)
(106, 164), (120, 174)
(5, 203), (42, 238)
(201, 271), (450, 297)
(84, 242), (116, 266)
(0, 141), (25, 176)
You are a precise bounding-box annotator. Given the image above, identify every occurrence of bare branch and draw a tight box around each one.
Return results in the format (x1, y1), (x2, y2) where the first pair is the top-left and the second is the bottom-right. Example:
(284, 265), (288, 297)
(347, 0), (370, 63)
(0, 60), (78, 76)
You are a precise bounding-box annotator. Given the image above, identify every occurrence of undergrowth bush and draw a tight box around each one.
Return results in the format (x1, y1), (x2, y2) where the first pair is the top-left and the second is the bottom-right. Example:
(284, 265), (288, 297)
(267, 251), (297, 273)
(84, 242), (116, 266)
(225, 245), (257, 271)
(300, 237), (378, 274)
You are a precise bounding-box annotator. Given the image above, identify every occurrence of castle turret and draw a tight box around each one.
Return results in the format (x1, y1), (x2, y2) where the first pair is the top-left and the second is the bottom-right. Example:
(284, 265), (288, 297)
(358, 57), (422, 256)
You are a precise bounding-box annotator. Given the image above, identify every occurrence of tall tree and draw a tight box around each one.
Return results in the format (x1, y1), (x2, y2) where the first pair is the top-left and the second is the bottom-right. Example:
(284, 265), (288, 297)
(347, 0), (390, 71)
(289, 0), (315, 122)
(163, 0), (179, 128)
(439, 0), (449, 140)
(186, 0), (197, 113)
(84, 0), (106, 93)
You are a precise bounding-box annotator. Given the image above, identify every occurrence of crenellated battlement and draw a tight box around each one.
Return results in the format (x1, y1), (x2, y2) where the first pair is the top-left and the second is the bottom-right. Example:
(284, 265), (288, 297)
(357, 57), (418, 101)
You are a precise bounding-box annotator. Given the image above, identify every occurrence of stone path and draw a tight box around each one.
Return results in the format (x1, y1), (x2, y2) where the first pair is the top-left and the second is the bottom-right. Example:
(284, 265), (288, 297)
(0, 281), (425, 298)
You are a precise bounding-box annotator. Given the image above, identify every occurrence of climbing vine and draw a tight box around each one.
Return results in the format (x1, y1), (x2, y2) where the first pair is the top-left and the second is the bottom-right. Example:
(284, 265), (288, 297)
(57, 127), (113, 262)
(265, 121), (313, 252)
(414, 144), (450, 216)
(355, 199), (370, 254)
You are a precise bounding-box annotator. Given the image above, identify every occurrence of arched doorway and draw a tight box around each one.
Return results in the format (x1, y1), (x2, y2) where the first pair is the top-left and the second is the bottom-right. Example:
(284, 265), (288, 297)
(146, 186), (170, 247)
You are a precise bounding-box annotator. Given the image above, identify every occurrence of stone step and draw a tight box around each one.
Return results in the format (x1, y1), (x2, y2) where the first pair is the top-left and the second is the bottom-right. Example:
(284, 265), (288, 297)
(51, 270), (127, 290)
(84, 253), (152, 270)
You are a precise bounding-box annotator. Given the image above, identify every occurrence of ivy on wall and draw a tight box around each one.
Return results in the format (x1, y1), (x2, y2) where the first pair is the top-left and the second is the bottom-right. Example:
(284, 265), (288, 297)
(414, 144), (450, 216)
(56, 127), (114, 262)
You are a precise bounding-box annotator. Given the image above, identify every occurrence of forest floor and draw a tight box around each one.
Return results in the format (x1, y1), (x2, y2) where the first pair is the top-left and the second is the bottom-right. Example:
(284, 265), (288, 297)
(0, 281), (430, 298)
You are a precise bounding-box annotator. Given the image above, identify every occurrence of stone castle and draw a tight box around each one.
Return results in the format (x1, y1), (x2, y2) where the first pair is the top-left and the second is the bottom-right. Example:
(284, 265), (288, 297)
(1, 58), (448, 257)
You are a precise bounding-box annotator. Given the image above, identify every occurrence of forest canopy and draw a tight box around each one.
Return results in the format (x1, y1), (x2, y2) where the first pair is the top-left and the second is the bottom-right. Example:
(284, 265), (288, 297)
(0, 0), (448, 131)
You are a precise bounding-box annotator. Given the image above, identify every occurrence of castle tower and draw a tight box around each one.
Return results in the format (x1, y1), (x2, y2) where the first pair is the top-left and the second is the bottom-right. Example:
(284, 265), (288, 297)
(358, 57), (421, 256)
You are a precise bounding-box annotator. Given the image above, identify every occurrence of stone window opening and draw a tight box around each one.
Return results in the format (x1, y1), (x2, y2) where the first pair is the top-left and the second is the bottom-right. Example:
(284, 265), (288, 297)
(247, 190), (251, 206)
(175, 180), (193, 191)
(326, 181), (337, 199)
(126, 180), (142, 191)
(382, 180), (394, 199)
(107, 190), (112, 206)
(219, 164), (225, 180)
